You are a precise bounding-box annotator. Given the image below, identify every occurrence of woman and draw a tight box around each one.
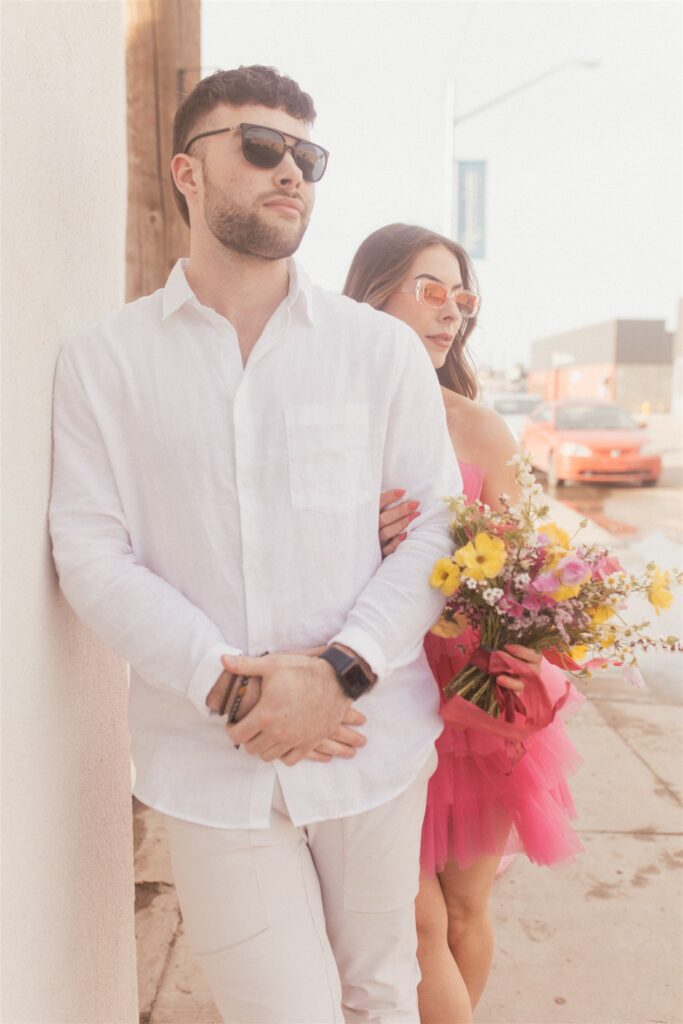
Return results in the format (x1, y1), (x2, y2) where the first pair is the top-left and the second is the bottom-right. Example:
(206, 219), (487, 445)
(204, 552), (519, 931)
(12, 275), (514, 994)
(342, 224), (583, 1023)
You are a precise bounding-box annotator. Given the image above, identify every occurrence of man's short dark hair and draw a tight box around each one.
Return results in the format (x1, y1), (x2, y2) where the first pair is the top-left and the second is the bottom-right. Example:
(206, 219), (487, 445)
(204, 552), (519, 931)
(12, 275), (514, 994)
(172, 65), (317, 226)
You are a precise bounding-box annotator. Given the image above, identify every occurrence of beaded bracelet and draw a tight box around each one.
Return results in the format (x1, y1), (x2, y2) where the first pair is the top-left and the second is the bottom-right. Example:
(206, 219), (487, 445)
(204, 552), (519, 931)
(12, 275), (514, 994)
(218, 674), (239, 717)
(227, 676), (251, 725)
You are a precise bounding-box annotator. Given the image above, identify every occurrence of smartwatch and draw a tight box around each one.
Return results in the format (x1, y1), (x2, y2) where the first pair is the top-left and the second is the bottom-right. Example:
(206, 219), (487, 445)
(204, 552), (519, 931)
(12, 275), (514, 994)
(318, 645), (376, 700)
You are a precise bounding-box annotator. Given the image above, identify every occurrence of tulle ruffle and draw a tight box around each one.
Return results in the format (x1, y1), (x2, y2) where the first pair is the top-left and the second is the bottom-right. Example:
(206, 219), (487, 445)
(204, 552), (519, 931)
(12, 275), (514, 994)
(421, 629), (585, 876)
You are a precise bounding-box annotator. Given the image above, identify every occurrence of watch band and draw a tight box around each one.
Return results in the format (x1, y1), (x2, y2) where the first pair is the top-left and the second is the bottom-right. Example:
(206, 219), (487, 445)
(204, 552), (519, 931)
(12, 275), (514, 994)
(318, 646), (375, 699)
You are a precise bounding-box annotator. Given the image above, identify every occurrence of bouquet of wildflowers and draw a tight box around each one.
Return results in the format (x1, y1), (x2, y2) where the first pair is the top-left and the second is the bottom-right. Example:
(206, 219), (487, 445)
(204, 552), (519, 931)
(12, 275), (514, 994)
(429, 453), (682, 721)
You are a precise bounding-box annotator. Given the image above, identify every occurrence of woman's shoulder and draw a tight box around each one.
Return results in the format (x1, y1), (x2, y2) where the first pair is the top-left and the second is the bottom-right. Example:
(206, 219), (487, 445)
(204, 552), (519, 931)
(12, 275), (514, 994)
(441, 389), (516, 461)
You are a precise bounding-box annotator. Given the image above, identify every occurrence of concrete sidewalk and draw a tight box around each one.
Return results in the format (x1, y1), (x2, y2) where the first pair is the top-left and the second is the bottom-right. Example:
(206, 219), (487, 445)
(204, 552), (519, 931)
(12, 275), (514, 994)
(134, 493), (683, 1024)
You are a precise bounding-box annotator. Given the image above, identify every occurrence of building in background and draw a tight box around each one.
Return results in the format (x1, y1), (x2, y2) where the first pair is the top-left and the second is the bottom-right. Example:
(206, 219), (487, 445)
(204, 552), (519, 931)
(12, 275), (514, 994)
(528, 319), (674, 412)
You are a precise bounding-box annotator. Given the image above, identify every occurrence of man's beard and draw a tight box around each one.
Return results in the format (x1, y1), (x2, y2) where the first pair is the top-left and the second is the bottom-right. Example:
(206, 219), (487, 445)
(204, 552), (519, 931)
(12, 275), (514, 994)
(203, 179), (309, 261)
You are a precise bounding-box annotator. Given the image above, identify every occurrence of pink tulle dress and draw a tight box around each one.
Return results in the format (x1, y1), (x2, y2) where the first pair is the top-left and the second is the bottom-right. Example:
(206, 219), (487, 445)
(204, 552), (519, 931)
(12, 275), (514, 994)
(420, 462), (585, 876)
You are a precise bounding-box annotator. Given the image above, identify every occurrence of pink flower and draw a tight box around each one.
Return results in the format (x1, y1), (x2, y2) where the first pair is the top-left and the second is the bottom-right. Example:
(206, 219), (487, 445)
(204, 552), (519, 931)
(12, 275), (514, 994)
(623, 664), (645, 689)
(532, 572), (559, 593)
(593, 555), (623, 580)
(522, 592), (545, 611)
(556, 555), (591, 587)
(500, 595), (527, 617)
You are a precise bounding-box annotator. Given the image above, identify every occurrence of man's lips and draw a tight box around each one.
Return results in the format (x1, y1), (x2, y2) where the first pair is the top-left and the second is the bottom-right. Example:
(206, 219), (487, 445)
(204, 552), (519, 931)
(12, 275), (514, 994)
(263, 196), (304, 217)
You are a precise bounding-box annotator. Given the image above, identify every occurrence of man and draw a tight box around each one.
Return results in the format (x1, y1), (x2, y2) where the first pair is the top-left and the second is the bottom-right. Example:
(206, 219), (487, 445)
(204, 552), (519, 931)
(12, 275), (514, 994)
(49, 65), (461, 1023)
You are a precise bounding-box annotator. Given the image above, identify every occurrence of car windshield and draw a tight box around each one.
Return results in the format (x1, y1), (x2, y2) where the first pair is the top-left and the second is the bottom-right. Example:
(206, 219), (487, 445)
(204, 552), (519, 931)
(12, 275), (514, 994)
(555, 405), (638, 431)
(492, 397), (541, 415)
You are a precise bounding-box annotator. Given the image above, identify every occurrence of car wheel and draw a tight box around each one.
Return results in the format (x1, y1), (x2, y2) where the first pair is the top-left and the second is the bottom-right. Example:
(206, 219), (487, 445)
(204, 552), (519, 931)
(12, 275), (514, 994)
(547, 454), (564, 488)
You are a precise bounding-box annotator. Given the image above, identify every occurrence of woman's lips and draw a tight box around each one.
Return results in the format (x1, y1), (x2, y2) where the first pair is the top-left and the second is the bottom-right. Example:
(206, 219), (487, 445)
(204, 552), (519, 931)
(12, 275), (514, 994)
(426, 334), (453, 350)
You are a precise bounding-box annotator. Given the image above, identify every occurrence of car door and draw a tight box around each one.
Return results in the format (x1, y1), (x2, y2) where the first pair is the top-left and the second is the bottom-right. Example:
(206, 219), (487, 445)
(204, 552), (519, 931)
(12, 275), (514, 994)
(522, 404), (554, 469)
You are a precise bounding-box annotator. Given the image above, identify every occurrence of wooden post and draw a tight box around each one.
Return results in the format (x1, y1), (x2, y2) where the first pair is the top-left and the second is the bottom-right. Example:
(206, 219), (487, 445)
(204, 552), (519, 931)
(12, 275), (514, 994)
(125, 0), (200, 302)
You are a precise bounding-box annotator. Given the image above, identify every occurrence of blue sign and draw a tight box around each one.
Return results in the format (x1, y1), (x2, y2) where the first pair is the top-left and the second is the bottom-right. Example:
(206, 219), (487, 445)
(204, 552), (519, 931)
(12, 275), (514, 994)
(456, 161), (486, 259)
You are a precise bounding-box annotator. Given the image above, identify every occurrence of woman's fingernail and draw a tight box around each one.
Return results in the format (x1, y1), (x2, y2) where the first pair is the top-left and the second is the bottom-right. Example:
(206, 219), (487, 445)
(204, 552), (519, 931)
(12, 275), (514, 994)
(409, 510), (420, 521)
(395, 488), (406, 496)
(407, 501), (420, 510)
(399, 532), (407, 541)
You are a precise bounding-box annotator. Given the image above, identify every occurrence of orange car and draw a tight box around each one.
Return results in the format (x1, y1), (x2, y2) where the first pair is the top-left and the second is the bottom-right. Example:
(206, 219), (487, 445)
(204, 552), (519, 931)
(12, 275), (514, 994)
(521, 400), (661, 487)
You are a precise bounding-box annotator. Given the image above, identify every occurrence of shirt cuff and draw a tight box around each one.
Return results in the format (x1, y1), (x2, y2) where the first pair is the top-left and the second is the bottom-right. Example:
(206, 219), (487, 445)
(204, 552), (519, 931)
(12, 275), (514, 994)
(187, 642), (243, 719)
(328, 627), (386, 682)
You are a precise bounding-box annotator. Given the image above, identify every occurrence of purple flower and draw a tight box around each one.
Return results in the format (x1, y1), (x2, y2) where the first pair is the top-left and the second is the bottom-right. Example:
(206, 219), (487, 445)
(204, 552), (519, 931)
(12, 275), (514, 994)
(556, 555), (591, 587)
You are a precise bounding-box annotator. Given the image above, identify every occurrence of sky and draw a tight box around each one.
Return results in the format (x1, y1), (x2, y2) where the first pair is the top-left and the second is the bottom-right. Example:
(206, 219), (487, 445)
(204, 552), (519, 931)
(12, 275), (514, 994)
(202, 0), (682, 371)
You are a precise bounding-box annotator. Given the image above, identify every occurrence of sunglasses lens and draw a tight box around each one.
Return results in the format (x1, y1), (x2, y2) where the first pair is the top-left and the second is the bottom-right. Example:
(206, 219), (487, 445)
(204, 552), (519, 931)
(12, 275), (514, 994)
(294, 142), (328, 183)
(456, 292), (480, 318)
(421, 282), (449, 307)
(242, 126), (328, 182)
(242, 127), (286, 169)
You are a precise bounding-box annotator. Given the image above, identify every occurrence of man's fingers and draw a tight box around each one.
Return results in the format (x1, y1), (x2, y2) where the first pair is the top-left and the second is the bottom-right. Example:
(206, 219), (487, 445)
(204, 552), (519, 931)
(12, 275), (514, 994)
(379, 488), (406, 512)
(258, 743), (292, 763)
(226, 705), (267, 746)
(313, 739), (358, 759)
(328, 725), (366, 748)
(281, 747), (307, 767)
(497, 674), (525, 693)
(304, 750), (333, 763)
(342, 707), (367, 726)
(221, 653), (270, 677)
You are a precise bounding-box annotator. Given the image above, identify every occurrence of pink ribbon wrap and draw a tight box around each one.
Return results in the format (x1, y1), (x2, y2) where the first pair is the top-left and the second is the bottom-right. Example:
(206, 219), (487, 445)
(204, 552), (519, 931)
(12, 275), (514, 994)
(441, 648), (572, 767)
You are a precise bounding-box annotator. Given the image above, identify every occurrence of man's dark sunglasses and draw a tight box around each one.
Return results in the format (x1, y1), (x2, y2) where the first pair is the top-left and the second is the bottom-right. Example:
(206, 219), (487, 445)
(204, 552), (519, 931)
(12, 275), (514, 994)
(183, 122), (329, 183)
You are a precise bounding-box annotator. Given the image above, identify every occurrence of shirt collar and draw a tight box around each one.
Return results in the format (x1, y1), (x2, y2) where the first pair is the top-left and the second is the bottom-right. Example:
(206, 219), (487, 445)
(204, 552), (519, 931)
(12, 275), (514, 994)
(161, 257), (315, 326)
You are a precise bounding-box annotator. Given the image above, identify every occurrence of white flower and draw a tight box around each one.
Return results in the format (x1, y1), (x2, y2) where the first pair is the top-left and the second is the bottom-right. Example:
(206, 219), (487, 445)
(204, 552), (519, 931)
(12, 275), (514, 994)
(483, 587), (504, 605)
(465, 577), (478, 590)
(514, 572), (531, 586)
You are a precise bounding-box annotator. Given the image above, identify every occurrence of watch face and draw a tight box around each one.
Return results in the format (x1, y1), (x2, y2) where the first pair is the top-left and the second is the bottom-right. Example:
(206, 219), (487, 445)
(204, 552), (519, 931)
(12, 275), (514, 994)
(342, 662), (372, 698)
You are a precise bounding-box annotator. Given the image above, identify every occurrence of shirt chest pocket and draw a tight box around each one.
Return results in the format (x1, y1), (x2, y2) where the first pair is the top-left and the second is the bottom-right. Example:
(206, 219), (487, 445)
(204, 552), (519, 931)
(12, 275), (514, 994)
(284, 403), (374, 514)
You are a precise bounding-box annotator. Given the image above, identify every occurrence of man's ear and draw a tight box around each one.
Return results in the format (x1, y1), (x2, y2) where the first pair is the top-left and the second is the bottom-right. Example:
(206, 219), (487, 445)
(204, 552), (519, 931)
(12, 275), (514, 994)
(171, 152), (201, 208)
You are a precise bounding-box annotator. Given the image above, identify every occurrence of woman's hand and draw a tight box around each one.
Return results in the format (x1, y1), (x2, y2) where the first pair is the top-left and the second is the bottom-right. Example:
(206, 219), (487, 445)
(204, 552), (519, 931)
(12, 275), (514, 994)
(305, 707), (368, 763)
(497, 644), (542, 693)
(378, 488), (420, 558)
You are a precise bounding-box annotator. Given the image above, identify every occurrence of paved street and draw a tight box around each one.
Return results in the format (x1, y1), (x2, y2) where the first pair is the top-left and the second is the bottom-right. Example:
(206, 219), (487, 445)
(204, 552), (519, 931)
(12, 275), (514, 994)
(134, 415), (683, 1024)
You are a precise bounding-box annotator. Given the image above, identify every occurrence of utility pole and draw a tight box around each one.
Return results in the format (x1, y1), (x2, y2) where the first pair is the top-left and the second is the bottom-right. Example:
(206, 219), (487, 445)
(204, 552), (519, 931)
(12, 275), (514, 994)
(125, 0), (200, 302)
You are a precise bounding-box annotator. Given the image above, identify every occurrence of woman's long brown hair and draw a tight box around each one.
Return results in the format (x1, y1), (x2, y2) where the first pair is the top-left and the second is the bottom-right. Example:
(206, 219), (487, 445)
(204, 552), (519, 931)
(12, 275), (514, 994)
(343, 223), (480, 399)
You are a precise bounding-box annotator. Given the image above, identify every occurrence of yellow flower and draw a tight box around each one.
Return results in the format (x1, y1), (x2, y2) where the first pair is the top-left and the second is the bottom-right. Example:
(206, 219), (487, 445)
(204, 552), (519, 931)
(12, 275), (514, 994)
(430, 614), (468, 639)
(648, 567), (674, 615)
(454, 532), (507, 581)
(429, 558), (462, 596)
(589, 606), (614, 625)
(550, 583), (581, 602)
(570, 645), (589, 662)
(538, 522), (571, 550)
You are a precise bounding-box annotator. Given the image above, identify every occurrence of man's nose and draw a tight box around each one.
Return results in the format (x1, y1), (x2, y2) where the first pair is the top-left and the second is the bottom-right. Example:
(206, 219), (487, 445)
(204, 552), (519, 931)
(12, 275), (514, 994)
(274, 147), (304, 188)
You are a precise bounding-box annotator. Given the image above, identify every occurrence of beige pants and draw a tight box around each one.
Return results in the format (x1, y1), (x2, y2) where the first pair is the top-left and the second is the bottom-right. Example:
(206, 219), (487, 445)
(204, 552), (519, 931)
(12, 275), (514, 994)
(164, 750), (436, 1024)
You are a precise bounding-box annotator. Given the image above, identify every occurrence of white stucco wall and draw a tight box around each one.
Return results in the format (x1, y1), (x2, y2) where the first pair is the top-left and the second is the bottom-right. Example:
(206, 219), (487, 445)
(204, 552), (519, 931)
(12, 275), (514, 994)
(1, 3), (138, 1021)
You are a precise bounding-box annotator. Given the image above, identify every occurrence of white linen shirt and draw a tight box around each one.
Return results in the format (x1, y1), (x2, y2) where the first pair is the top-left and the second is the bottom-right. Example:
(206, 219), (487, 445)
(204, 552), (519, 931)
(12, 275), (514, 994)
(49, 259), (462, 828)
